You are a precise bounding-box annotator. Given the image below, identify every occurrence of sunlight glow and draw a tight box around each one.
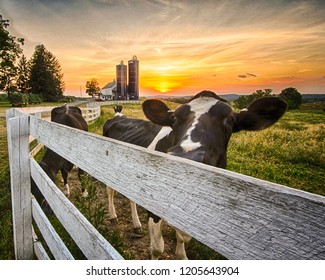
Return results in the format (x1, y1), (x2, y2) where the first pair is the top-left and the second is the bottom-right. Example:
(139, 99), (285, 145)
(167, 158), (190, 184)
(155, 81), (173, 93)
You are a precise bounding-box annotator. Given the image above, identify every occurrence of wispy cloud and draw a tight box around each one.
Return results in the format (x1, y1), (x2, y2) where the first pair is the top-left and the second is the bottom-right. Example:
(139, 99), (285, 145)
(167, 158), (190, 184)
(238, 73), (257, 79)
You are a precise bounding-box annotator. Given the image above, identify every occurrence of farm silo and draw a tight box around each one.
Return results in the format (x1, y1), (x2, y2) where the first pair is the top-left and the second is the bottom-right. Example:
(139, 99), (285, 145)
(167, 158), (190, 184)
(116, 60), (127, 100)
(128, 55), (139, 100)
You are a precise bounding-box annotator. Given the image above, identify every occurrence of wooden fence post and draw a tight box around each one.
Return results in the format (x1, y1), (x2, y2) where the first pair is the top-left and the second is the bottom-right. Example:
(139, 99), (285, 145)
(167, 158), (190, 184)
(6, 112), (33, 259)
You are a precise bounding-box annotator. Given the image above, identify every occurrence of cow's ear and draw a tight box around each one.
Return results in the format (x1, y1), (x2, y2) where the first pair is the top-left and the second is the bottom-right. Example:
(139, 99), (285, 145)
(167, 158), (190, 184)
(142, 99), (175, 126)
(70, 106), (82, 115)
(50, 107), (60, 121)
(233, 97), (287, 132)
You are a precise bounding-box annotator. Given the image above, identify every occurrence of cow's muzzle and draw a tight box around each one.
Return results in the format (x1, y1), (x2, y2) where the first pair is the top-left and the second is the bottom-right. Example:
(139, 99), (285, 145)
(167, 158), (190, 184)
(168, 147), (206, 163)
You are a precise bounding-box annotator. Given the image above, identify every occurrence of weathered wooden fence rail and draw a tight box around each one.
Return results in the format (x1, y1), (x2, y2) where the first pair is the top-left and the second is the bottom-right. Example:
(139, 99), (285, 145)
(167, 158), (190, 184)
(16, 104), (101, 157)
(16, 104), (101, 122)
(6, 108), (325, 260)
(86, 100), (141, 108)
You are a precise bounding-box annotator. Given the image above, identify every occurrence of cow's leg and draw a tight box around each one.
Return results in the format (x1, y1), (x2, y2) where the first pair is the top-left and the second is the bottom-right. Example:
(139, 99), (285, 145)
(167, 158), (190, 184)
(60, 168), (70, 197)
(78, 168), (88, 197)
(130, 200), (142, 234)
(175, 228), (192, 260)
(148, 213), (164, 260)
(107, 186), (117, 222)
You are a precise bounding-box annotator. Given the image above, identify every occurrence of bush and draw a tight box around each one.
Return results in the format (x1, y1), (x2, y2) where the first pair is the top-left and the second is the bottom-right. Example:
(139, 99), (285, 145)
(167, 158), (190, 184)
(8, 92), (28, 107)
(233, 89), (273, 109)
(0, 94), (8, 102)
(60, 96), (75, 103)
(279, 87), (302, 110)
(28, 93), (42, 104)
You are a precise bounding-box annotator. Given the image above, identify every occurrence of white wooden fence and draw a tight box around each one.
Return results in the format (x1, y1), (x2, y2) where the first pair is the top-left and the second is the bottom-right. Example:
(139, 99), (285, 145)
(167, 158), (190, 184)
(16, 104), (101, 122)
(18, 105), (101, 157)
(87, 100), (141, 108)
(6, 108), (325, 260)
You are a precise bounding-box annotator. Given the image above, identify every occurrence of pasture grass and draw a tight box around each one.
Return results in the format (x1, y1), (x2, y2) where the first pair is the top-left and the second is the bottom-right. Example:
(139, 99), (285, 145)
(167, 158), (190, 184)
(227, 107), (325, 196)
(0, 112), (15, 259)
(88, 101), (179, 135)
(0, 100), (66, 115)
(74, 174), (108, 229)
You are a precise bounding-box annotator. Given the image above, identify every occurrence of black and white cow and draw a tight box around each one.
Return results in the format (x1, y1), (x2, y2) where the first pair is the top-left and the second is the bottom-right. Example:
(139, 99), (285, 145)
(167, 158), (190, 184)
(32, 104), (88, 211)
(103, 91), (287, 259)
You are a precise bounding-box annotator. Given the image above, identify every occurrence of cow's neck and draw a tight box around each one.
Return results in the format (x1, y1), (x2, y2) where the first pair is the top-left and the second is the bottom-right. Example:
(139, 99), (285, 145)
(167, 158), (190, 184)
(152, 127), (175, 153)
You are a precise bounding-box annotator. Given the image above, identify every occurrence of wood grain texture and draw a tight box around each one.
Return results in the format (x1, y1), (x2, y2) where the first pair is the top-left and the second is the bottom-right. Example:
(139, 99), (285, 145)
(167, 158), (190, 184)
(6, 114), (33, 259)
(30, 158), (123, 260)
(32, 228), (50, 260)
(29, 143), (44, 157)
(86, 100), (141, 107)
(32, 198), (74, 260)
(29, 115), (325, 260)
(14, 105), (101, 122)
(81, 107), (100, 122)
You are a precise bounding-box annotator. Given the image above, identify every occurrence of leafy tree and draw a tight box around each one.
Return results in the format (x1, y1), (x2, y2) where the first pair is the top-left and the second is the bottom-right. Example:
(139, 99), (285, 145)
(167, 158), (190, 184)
(29, 44), (65, 101)
(0, 15), (24, 97)
(233, 89), (273, 109)
(86, 78), (101, 97)
(16, 54), (30, 94)
(279, 87), (302, 110)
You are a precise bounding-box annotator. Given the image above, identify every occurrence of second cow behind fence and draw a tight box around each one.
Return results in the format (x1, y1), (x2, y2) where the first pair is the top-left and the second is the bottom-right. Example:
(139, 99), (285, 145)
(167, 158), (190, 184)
(31, 104), (88, 212)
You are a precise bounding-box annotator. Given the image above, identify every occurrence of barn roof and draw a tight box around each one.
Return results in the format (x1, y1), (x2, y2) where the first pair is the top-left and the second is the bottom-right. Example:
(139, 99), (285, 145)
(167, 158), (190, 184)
(102, 80), (116, 89)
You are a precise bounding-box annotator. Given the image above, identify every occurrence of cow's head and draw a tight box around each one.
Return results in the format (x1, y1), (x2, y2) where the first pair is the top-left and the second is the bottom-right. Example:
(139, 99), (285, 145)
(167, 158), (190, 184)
(51, 104), (88, 131)
(113, 105), (123, 113)
(142, 90), (287, 168)
(51, 104), (83, 121)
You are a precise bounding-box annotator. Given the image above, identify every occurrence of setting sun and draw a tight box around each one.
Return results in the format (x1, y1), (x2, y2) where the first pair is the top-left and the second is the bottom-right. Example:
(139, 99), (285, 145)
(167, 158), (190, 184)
(141, 76), (183, 94)
(156, 81), (170, 93)
(140, 62), (188, 94)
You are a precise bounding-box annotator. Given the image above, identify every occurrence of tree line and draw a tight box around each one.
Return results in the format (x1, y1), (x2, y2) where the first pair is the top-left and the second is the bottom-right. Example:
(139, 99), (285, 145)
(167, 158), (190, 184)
(233, 88), (303, 110)
(0, 15), (64, 103)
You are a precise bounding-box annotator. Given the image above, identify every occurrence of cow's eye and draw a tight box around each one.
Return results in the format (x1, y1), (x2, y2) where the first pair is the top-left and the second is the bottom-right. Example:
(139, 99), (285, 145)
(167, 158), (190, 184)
(174, 105), (191, 121)
(224, 116), (235, 126)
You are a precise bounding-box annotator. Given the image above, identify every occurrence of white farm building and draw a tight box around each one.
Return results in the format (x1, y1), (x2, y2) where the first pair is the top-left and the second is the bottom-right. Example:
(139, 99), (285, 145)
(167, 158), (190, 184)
(101, 80), (117, 100)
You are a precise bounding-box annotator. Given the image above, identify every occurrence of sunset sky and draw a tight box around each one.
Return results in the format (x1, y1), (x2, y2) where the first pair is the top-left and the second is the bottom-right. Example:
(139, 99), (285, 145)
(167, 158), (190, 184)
(1, 0), (325, 97)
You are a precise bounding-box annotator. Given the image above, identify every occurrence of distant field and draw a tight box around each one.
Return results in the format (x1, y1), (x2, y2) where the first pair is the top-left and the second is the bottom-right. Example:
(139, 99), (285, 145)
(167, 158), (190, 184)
(0, 100), (324, 259)
(227, 104), (325, 196)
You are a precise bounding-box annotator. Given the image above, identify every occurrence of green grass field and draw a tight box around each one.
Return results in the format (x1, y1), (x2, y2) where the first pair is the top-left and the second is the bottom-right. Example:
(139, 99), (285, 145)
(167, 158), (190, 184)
(0, 110), (13, 259)
(227, 106), (325, 196)
(0, 99), (324, 259)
